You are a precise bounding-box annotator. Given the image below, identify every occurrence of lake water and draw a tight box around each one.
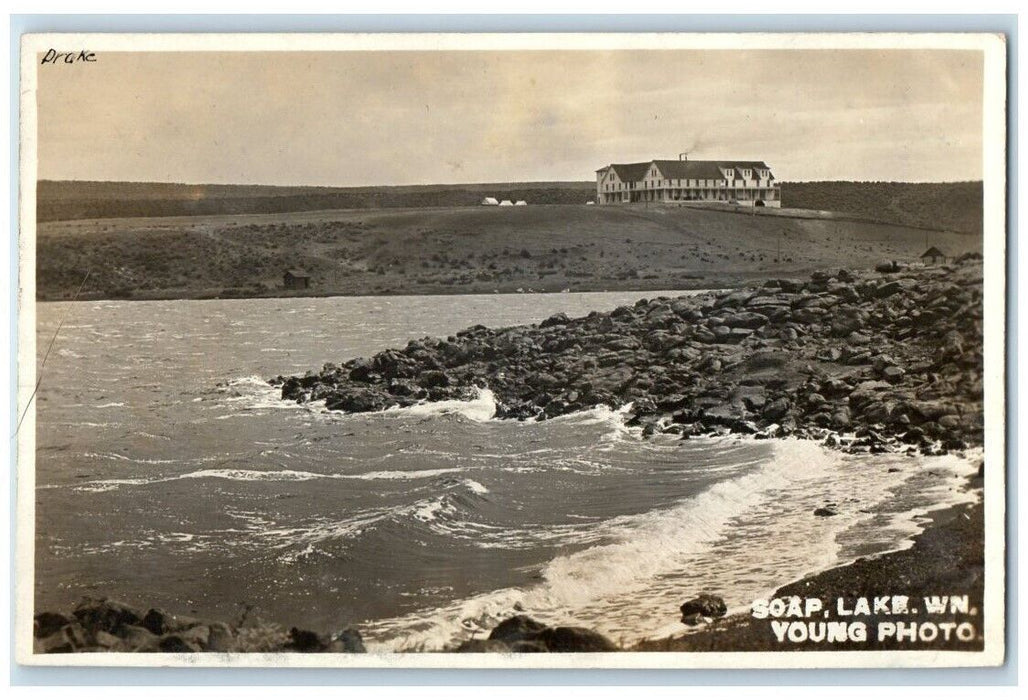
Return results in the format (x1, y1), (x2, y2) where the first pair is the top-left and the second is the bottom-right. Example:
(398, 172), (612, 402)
(34, 292), (979, 650)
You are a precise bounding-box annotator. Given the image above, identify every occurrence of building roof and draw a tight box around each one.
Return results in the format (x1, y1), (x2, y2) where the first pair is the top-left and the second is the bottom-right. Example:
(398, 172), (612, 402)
(599, 159), (773, 182)
(606, 163), (651, 182)
(285, 269), (310, 277)
(724, 161), (771, 172)
(921, 247), (946, 258)
(652, 160), (731, 180)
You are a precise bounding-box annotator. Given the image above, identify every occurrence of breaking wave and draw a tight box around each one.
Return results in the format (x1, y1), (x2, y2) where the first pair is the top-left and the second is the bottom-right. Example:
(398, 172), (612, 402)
(359, 440), (981, 651)
(380, 388), (497, 422)
(71, 466), (469, 492)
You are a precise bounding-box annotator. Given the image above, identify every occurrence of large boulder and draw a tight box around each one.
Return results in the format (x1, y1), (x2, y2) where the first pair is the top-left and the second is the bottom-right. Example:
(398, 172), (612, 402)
(34, 623), (90, 654)
(330, 628), (367, 653)
(722, 311), (769, 330)
(680, 594), (728, 622)
(536, 626), (618, 652)
(34, 611), (73, 639)
(287, 627), (328, 652)
(325, 388), (391, 413)
(488, 615), (548, 643)
(73, 598), (142, 635)
(830, 306), (869, 337)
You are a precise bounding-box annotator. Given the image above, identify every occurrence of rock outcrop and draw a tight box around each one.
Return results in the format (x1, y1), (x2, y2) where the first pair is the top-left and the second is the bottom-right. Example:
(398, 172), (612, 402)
(33, 598), (365, 654)
(274, 262), (983, 455)
(454, 615), (618, 653)
(680, 594), (728, 625)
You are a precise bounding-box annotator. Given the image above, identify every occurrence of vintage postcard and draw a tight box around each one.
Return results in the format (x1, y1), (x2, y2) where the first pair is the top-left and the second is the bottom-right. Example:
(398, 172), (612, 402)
(16, 32), (1007, 668)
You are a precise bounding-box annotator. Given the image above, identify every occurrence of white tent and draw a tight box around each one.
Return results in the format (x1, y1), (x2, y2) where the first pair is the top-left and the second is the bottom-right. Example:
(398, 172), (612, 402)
(586, 201), (595, 205)
(481, 197), (499, 206)
(514, 200), (527, 206)
(499, 200), (514, 206)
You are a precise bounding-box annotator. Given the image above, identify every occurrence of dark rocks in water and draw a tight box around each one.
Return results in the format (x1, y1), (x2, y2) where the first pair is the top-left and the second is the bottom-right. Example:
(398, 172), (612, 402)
(159, 631), (205, 653)
(325, 388), (391, 413)
(479, 615), (617, 652)
(121, 624), (161, 651)
(537, 626), (618, 652)
(330, 628), (367, 653)
(35, 623), (90, 654)
(722, 311), (769, 329)
(34, 611), (73, 639)
(680, 594), (728, 622)
(418, 369), (451, 388)
(73, 598), (143, 635)
(270, 262), (983, 457)
(139, 607), (203, 636)
(762, 398), (791, 420)
(540, 312), (571, 328)
(33, 600), (370, 654)
(488, 614), (548, 643)
(814, 506), (839, 517)
(288, 627), (328, 652)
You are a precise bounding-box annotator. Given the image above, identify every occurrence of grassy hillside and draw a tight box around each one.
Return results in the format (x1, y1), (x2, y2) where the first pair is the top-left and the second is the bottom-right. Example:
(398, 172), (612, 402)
(781, 181), (983, 236)
(37, 204), (981, 301)
(36, 180), (596, 222)
(39, 180), (985, 240)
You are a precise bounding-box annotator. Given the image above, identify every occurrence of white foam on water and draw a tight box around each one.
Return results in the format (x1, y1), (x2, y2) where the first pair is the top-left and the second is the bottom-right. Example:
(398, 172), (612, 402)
(464, 479), (490, 495)
(352, 468), (464, 481)
(380, 388), (497, 422)
(547, 402), (634, 427)
(360, 439), (983, 652)
(228, 375), (301, 410)
(74, 477), (157, 493)
(181, 468), (327, 482)
(72, 465), (467, 492)
(411, 496), (451, 523)
(135, 431), (172, 441)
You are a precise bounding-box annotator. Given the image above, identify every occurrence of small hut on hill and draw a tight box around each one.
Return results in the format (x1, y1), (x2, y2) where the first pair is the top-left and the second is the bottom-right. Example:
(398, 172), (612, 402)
(921, 247), (947, 265)
(283, 269), (311, 290)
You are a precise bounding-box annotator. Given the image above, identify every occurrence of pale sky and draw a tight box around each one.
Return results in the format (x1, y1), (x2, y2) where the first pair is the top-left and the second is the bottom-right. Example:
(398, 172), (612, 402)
(36, 49), (984, 185)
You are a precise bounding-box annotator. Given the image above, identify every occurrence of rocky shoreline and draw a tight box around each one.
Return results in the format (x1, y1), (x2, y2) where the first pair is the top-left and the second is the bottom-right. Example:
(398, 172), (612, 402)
(634, 496), (985, 652)
(274, 259), (983, 456)
(31, 598), (621, 654)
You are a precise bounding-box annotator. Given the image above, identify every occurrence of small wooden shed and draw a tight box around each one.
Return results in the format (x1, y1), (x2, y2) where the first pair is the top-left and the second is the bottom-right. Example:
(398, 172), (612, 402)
(920, 247), (947, 265)
(283, 269), (311, 290)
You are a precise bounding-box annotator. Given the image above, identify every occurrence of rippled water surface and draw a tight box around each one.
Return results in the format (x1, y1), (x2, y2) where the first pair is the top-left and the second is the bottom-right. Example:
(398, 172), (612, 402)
(34, 292), (978, 650)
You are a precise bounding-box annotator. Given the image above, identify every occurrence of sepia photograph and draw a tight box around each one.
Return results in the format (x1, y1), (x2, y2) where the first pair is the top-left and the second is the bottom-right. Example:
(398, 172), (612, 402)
(16, 32), (1007, 668)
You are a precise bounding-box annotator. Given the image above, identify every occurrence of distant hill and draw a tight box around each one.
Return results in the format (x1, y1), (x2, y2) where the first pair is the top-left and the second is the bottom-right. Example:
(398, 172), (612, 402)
(36, 204), (981, 301)
(36, 180), (597, 222)
(37, 180), (984, 239)
(781, 181), (983, 236)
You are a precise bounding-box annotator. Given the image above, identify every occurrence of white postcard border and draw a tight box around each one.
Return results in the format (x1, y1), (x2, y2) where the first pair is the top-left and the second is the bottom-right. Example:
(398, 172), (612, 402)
(15, 30), (1009, 670)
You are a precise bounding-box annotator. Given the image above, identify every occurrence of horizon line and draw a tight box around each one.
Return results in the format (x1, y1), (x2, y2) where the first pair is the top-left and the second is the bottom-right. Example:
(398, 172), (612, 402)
(37, 177), (986, 189)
